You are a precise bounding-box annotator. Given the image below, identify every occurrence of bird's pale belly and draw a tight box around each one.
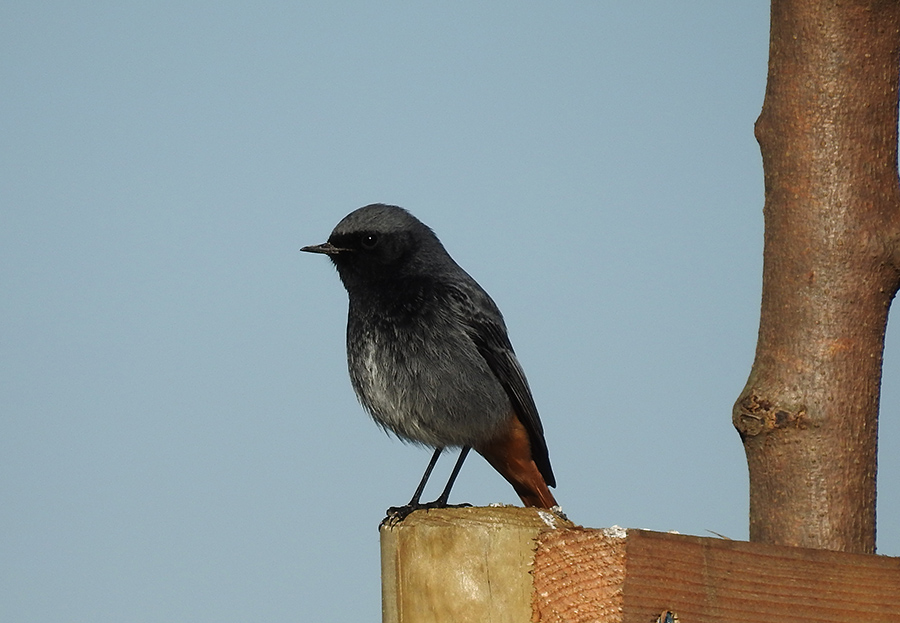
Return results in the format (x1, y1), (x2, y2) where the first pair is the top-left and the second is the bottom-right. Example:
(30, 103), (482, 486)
(348, 334), (510, 447)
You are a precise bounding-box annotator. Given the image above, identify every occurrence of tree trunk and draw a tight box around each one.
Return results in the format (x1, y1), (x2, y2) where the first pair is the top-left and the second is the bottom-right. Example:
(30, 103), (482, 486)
(734, 0), (900, 553)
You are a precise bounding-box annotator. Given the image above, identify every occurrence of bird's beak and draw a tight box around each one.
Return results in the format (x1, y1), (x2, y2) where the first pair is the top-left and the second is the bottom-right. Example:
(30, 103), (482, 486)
(300, 242), (348, 255)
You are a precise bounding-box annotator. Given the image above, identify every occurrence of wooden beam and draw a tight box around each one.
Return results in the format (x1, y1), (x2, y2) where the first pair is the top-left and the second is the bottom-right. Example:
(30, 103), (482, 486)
(381, 508), (900, 622)
(535, 526), (900, 622)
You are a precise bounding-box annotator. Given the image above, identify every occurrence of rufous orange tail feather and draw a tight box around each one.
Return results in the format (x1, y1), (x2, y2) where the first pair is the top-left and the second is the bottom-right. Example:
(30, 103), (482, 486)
(474, 412), (557, 508)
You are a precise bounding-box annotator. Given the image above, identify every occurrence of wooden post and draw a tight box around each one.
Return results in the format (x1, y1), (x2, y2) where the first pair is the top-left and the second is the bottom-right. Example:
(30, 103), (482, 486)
(380, 506), (574, 623)
(381, 508), (900, 622)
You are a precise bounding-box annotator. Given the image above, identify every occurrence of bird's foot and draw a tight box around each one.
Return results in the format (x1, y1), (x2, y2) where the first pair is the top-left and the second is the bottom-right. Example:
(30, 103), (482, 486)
(380, 500), (472, 527)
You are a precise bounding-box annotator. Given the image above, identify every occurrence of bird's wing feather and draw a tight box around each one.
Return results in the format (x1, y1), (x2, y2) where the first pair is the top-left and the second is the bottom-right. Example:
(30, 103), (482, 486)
(448, 282), (556, 487)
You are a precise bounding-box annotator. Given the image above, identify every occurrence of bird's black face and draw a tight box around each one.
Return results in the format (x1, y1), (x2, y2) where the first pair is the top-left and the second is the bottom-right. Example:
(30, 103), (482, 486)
(336, 229), (413, 267)
(303, 228), (417, 289)
(303, 204), (444, 290)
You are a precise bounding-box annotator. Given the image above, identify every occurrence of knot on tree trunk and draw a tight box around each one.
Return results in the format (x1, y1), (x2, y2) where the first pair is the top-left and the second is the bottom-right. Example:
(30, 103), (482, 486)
(732, 391), (809, 440)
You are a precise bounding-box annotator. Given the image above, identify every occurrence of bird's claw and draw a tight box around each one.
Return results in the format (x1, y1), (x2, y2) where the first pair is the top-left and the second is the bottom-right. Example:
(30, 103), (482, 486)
(380, 500), (473, 527)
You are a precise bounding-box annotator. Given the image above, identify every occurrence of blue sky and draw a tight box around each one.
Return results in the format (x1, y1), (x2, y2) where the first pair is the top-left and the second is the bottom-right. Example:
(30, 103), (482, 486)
(2, 2), (898, 621)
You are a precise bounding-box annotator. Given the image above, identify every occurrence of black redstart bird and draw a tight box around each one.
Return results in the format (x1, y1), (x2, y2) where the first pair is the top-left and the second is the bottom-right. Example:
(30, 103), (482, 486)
(302, 204), (557, 514)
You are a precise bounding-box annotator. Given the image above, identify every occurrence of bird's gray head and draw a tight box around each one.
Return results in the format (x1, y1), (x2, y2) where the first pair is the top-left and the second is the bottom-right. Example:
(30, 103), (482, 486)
(302, 204), (451, 290)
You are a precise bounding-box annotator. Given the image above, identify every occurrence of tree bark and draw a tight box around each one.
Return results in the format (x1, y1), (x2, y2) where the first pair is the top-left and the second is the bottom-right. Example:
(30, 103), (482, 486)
(734, 0), (900, 553)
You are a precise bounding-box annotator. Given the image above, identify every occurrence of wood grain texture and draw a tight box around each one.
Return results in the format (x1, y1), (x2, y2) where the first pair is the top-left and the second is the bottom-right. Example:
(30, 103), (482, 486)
(380, 506), (573, 623)
(531, 527), (627, 622)
(534, 528), (900, 622)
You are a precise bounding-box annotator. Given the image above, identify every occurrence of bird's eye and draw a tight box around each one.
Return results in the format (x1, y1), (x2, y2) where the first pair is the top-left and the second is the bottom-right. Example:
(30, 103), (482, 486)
(361, 233), (379, 249)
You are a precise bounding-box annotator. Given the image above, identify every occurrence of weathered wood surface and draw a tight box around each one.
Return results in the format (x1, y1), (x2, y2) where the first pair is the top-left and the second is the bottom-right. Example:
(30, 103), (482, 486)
(535, 527), (900, 622)
(381, 508), (900, 622)
(380, 506), (573, 623)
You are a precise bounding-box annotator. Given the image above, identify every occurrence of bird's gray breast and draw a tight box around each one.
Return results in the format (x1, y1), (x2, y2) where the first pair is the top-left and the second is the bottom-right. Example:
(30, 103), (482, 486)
(346, 298), (510, 447)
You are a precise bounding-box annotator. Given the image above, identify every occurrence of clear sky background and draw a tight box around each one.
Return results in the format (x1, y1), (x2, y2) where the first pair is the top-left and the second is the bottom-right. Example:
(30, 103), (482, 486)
(2, 2), (898, 621)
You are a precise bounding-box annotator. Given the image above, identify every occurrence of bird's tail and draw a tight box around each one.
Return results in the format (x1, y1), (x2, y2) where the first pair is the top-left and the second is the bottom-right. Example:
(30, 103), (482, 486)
(475, 413), (558, 509)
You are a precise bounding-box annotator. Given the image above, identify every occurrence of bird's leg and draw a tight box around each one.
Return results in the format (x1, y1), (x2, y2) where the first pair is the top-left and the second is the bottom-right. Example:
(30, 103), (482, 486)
(431, 446), (471, 507)
(407, 447), (443, 507)
(383, 447), (472, 525)
(384, 447), (442, 522)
